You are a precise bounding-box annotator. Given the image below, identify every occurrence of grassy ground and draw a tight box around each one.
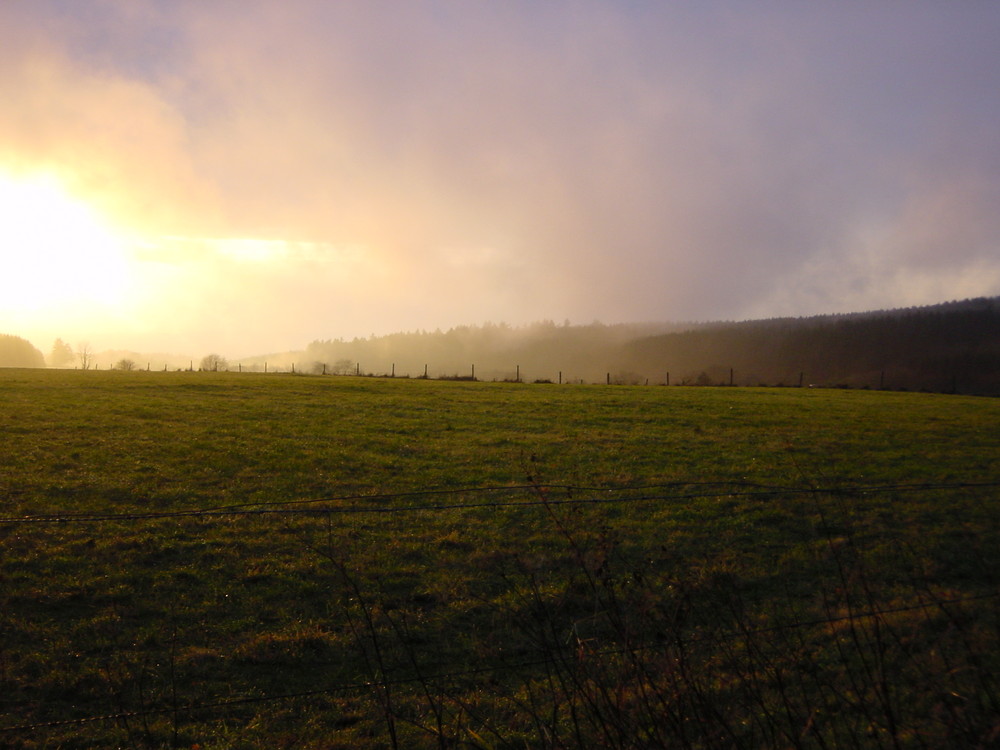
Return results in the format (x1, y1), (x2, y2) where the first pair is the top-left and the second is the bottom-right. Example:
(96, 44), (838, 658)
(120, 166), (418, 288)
(1, 369), (998, 748)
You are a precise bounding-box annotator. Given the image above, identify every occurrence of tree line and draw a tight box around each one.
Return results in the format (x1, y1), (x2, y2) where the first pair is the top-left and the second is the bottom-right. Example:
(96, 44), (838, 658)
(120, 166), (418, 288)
(623, 297), (999, 393)
(3, 298), (997, 393)
(0, 334), (45, 368)
(302, 298), (999, 393)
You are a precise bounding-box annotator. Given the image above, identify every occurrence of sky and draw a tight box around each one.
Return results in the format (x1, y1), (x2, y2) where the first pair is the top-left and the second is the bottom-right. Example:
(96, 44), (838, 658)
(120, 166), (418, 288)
(2, 1), (999, 359)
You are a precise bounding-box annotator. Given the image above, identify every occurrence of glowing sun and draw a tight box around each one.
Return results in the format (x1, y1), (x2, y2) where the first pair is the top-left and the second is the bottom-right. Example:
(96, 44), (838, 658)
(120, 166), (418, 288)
(0, 172), (133, 315)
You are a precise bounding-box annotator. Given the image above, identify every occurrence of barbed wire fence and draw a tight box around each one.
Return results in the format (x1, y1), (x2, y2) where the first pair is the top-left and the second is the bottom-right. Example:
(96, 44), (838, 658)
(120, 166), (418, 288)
(3, 590), (996, 736)
(3, 479), (999, 746)
(3, 479), (996, 525)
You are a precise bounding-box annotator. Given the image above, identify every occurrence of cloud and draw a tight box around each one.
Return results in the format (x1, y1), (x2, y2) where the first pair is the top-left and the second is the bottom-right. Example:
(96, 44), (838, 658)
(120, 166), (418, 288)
(0, 53), (219, 238)
(2, 1), (999, 355)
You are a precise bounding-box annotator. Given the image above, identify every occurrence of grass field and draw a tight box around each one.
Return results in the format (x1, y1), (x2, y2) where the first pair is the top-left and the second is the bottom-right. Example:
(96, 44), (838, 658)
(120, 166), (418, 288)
(1, 369), (998, 748)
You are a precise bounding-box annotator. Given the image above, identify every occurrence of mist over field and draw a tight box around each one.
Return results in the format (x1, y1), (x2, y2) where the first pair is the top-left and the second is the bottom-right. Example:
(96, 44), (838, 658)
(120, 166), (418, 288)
(6, 297), (991, 396)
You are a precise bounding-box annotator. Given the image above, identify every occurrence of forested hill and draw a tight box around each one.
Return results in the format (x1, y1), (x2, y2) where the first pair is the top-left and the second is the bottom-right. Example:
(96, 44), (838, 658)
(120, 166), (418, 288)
(304, 298), (999, 393)
(0, 334), (46, 368)
(624, 297), (999, 394)
(303, 321), (688, 383)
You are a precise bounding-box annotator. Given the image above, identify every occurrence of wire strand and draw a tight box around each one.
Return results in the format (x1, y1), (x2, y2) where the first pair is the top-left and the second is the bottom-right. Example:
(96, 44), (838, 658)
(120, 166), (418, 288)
(1, 480), (995, 525)
(3, 591), (995, 735)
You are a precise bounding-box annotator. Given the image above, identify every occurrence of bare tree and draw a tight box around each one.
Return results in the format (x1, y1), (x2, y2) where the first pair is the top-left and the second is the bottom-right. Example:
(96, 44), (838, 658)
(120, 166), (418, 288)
(76, 342), (93, 370)
(115, 358), (136, 371)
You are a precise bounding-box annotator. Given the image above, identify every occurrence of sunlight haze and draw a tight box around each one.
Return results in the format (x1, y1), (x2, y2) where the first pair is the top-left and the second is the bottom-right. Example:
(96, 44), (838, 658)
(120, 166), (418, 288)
(2, 1), (999, 359)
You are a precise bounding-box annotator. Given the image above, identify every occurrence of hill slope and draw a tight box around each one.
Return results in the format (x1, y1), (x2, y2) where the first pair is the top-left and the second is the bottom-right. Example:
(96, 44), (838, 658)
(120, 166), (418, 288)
(0, 334), (45, 368)
(624, 297), (999, 393)
(302, 298), (999, 393)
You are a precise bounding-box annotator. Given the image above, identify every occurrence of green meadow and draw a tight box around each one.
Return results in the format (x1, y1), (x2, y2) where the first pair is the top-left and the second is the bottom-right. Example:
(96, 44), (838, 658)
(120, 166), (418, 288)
(1, 369), (998, 748)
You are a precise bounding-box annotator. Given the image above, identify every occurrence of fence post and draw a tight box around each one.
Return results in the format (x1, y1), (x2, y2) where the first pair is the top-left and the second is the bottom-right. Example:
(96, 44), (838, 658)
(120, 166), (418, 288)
(666, 372), (670, 386)
(471, 364), (475, 380)
(356, 363), (360, 376)
(265, 362), (267, 373)
(559, 371), (562, 385)
(729, 368), (734, 386)
(424, 364), (428, 378)
(607, 372), (610, 385)
(516, 364), (520, 382)
(391, 363), (395, 377)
